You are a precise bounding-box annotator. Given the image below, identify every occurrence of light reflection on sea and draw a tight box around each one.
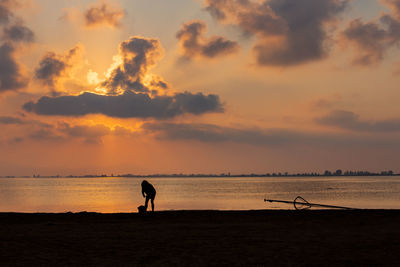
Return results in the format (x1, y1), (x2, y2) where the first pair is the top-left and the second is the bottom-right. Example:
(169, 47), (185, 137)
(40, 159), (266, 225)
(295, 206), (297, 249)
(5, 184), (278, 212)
(0, 176), (399, 212)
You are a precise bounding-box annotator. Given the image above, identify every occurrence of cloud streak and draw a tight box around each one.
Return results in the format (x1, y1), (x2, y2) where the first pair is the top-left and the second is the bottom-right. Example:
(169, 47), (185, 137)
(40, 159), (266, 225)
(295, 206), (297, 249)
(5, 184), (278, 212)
(0, 115), (23, 124)
(4, 116), (400, 148)
(26, 123), (112, 144)
(0, 118), (135, 144)
(315, 110), (400, 132)
(0, 115), (53, 127)
(143, 122), (400, 148)
(144, 122), (306, 145)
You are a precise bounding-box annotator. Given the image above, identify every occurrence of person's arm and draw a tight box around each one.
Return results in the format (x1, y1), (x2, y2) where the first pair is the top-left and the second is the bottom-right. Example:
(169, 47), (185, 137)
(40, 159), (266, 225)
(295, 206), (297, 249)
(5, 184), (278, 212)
(142, 188), (146, 198)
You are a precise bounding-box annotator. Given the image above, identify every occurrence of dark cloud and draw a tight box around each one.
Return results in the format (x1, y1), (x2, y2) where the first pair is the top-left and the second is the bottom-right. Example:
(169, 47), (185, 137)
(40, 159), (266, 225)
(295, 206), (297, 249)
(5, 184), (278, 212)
(22, 90), (223, 119)
(172, 92), (223, 115)
(342, 17), (400, 65)
(0, 0), (34, 93)
(102, 36), (163, 94)
(3, 23), (34, 43)
(0, 1), (34, 44)
(342, 0), (400, 65)
(84, 2), (124, 28)
(0, 115), (53, 127)
(35, 53), (67, 86)
(204, 0), (348, 66)
(315, 110), (400, 132)
(0, 42), (28, 92)
(176, 20), (239, 59)
(35, 45), (82, 88)
(0, 115), (23, 124)
(342, 19), (388, 65)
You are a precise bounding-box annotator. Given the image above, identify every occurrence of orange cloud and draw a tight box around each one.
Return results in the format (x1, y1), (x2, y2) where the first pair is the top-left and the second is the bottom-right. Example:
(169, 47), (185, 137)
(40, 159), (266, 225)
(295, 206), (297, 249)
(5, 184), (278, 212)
(34, 44), (85, 93)
(84, 1), (125, 29)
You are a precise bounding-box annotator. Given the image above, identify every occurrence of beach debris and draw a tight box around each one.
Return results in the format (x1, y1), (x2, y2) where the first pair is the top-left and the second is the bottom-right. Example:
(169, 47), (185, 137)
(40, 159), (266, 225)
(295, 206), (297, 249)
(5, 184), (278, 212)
(264, 196), (356, 210)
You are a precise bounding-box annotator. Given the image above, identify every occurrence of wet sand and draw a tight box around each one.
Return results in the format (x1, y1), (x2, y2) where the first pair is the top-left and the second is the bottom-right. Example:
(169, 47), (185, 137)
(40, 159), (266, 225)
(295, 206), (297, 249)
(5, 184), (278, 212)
(1, 210), (400, 266)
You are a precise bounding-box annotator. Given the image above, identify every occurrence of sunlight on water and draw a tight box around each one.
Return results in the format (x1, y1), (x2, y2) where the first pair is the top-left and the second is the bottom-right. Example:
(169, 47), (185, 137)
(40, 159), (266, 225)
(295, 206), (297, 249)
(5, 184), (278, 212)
(0, 176), (399, 212)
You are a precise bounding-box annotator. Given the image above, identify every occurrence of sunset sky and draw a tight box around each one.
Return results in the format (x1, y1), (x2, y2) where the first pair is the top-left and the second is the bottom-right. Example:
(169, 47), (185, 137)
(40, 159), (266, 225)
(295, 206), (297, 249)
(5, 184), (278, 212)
(1, 0), (400, 175)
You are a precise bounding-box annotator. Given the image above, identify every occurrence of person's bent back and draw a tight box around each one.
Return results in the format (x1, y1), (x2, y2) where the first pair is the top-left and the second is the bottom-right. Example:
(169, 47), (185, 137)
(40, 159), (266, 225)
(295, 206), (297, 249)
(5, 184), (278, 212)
(141, 180), (156, 212)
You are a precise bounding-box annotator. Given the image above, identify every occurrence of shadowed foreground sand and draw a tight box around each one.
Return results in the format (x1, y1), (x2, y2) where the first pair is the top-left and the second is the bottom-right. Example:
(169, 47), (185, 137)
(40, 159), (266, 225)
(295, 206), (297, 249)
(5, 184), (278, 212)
(1, 210), (400, 266)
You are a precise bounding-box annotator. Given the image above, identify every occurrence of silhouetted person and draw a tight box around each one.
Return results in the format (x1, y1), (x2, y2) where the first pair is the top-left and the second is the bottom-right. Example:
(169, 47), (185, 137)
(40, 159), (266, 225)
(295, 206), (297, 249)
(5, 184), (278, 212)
(141, 180), (156, 212)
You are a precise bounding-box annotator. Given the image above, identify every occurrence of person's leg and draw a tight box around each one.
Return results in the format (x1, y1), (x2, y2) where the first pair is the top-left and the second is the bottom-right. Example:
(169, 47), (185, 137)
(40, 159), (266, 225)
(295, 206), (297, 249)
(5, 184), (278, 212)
(145, 196), (149, 211)
(151, 198), (154, 212)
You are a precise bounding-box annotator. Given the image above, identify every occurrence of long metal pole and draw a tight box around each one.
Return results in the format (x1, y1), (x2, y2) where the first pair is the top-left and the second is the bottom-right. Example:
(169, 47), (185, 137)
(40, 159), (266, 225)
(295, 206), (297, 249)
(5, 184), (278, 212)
(264, 198), (356, 210)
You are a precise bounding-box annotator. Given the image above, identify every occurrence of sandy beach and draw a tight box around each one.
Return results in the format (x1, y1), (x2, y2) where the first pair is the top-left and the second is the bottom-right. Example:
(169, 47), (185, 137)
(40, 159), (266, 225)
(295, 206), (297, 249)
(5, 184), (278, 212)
(1, 210), (399, 266)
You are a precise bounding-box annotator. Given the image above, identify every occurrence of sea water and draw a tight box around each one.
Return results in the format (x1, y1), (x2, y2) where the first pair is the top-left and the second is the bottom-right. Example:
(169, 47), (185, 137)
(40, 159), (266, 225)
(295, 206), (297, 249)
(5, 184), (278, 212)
(0, 176), (399, 212)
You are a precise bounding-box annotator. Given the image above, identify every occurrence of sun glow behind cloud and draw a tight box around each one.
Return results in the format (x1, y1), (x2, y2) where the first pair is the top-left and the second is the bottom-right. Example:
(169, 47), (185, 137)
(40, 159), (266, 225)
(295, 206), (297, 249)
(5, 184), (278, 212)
(87, 69), (100, 85)
(87, 54), (124, 94)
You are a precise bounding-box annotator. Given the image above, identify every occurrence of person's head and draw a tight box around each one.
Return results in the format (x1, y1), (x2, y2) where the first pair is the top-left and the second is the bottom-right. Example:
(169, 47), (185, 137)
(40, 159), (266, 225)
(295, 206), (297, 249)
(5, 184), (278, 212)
(141, 180), (148, 187)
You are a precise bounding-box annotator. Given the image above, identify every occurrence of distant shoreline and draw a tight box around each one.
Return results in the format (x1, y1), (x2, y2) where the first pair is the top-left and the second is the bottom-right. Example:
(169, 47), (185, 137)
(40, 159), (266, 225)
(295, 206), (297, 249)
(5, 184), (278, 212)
(1, 173), (399, 179)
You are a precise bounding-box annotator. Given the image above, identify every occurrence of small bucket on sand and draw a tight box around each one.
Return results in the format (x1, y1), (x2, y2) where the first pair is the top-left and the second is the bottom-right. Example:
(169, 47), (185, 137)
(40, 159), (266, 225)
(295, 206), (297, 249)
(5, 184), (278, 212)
(137, 205), (146, 214)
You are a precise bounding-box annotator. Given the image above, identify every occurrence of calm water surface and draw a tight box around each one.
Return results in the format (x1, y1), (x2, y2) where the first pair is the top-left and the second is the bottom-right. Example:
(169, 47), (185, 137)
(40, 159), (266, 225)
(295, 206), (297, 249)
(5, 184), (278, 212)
(0, 176), (399, 212)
